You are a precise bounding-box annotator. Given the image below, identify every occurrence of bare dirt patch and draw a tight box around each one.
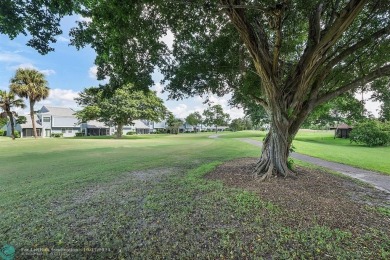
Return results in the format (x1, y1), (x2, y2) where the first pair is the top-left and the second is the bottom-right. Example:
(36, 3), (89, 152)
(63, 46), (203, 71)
(205, 158), (390, 235)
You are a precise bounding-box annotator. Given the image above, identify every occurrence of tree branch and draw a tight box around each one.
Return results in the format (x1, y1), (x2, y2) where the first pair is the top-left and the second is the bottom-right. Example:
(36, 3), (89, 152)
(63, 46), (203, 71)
(288, 0), (368, 109)
(272, 14), (282, 75)
(324, 24), (390, 70)
(250, 94), (269, 109)
(219, 0), (273, 85)
(218, 4), (274, 14)
(315, 64), (390, 106)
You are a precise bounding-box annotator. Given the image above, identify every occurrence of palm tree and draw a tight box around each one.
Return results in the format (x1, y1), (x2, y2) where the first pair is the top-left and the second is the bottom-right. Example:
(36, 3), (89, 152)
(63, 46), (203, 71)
(10, 68), (50, 138)
(0, 90), (26, 140)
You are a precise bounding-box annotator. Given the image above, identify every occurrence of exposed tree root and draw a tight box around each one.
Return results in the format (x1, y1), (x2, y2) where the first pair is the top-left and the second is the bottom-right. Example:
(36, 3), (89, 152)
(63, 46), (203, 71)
(253, 157), (297, 181)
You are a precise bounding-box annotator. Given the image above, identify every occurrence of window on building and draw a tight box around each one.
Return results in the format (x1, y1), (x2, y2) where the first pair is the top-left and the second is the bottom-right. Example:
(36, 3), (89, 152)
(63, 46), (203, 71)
(62, 128), (66, 133)
(43, 117), (51, 122)
(68, 129), (72, 133)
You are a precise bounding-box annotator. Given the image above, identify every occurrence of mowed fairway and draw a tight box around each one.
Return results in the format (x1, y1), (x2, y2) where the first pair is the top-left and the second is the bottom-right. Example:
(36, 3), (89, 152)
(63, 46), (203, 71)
(293, 130), (390, 175)
(0, 132), (389, 259)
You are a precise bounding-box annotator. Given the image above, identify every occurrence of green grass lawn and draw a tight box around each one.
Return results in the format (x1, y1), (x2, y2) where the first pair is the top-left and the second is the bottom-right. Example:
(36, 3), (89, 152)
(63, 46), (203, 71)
(293, 130), (390, 175)
(0, 133), (389, 258)
(244, 129), (390, 175)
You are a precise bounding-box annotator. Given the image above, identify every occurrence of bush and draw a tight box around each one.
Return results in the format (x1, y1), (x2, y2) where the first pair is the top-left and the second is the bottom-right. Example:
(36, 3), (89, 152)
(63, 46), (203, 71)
(75, 132), (84, 137)
(51, 133), (63, 138)
(350, 120), (390, 147)
(12, 131), (20, 138)
(0, 129), (5, 136)
(126, 131), (134, 135)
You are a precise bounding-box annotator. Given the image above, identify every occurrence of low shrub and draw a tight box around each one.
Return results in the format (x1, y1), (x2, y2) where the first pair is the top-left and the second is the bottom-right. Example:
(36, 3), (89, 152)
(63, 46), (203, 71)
(0, 129), (5, 136)
(12, 130), (20, 138)
(51, 133), (63, 138)
(126, 131), (134, 135)
(350, 120), (390, 147)
(75, 132), (84, 137)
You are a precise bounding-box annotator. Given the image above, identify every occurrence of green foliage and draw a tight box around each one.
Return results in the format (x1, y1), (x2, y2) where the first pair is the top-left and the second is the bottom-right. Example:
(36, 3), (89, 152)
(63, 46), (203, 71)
(13, 130), (20, 138)
(0, 116), (7, 127)
(75, 83), (167, 137)
(126, 131), (134, 135)
(350, 120), (390, 147)
(303, 93), (366, 128)
(0, 129), (5, 136)
(51, 133), (63, 138)
(370, 78), (390, 122)
(15, 116), (27, 125)
(166, 113), (183, 134)
(203, 105), (230, 130)
(0, 90), (26, 139)
(75, 132), (84, 137)
(185, 112), (202, 131)
(229, 118), (252, 132)
(0, 0), (81, 54)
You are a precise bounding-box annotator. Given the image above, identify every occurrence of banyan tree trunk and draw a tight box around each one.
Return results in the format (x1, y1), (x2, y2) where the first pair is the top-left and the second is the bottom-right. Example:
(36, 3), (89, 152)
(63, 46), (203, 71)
(253, 117), (297, 181)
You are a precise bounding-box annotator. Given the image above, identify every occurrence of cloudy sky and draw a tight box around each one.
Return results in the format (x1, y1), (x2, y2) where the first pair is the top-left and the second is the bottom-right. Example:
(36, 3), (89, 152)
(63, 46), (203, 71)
(0, 15), (380, 119)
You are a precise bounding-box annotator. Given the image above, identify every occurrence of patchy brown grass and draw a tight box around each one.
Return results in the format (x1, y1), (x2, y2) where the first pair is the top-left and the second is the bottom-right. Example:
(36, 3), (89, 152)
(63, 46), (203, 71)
(205, 158), (390, 236)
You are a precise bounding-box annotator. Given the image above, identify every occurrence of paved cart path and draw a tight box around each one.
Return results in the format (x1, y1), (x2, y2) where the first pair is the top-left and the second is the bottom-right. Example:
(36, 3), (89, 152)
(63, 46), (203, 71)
(239, 138), (390, 195)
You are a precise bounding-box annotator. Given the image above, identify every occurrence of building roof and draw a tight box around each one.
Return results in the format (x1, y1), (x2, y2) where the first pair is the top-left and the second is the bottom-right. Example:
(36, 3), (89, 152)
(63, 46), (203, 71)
(133, 120), (149, 129)
(20, 116), (42, 129)
(40, 106), (76, 117)
(336, 123), (352, 129)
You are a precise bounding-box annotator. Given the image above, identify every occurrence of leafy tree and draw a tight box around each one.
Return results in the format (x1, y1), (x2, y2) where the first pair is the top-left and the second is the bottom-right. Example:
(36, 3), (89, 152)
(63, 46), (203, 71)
(302, 93), (366, 128)
(10, 68), (50, 138)
(185, 112), (203, 132)
(350, 120), (390, 146)
(230, 118), (245, 131)
(75, 84), (166, 138)
(230, 117), (253, 131)
(203, 105), (230, 134)
(0, 90), (26, 140)
(166, 112), (183, 134)
(71, 0), (390, 179)
(370, 79), (390, 122)
(0, 117), (7, 128)
(0, 0), (82, 54)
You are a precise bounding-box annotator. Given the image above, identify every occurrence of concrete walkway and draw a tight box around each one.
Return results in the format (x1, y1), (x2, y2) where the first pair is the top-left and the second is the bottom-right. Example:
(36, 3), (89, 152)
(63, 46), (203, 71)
(239, 138), (390, 195)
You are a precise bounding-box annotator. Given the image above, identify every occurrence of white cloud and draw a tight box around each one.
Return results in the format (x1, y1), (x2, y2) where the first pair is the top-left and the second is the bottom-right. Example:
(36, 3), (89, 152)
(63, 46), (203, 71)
(15, 88), (80, 116)
(10, 63), (35, 70)
(159, 30), (174, 50)
(151, 82), (164, 98)
(56, 35), (70, 43)
(77, 15), (92, 23)
(39, 69), (56, 76)
(170, 104), (189, 119)
(88, 65), (98, 79)
(0, 52), (30, 64)
(8, 63), (56, 76)
(355, 91), (381, 117)
(37, 88), (80, 109)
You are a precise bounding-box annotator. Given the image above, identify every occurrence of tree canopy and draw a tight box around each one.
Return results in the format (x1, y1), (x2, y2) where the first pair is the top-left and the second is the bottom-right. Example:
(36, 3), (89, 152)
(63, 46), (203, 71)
(1, 0), (388, 179)
(69, 0), (390, 179)
(0, 90), (26, 139)
(203, 104), (230, 133)
(0, 0), (81, 54)
(75, 84), (167, 138)
(10, 68), (50, 138)
(185, 112), (203, 132)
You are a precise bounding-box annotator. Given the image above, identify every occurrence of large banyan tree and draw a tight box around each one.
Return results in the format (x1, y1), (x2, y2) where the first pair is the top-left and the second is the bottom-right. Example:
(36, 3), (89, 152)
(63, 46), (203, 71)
(71, 0), (390, 180)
